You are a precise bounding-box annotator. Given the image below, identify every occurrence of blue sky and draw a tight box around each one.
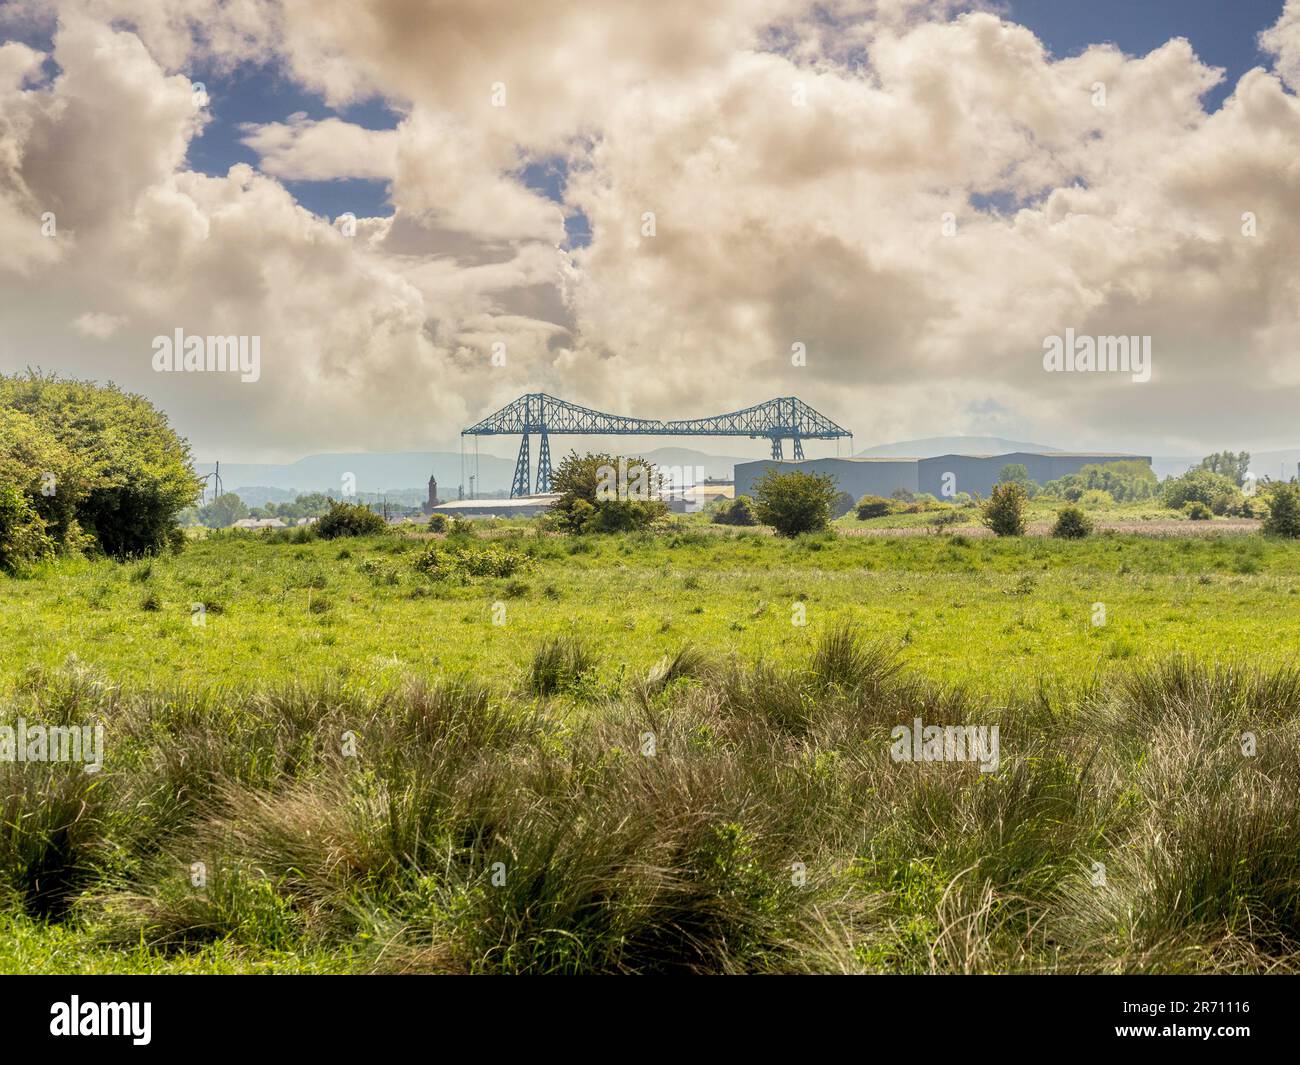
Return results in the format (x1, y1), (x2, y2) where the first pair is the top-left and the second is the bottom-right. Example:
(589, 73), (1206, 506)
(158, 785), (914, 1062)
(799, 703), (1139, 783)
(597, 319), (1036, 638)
(1008, 0), (1286, 112)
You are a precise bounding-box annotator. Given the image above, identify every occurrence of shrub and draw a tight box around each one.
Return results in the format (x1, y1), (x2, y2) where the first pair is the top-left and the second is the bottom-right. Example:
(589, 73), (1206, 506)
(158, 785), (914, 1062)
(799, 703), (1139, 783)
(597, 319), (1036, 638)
(1051, 506), (1093, 539)
(412, 542), (531, 582)
(0, 482), (55, 573)
(981, 482), (1028, 537)
(1, 374), (198, 558)
(752, 469), (839, 537)
(855, 495), (897, 520)
(1077, 490), (1114, 508)
(315, 500), (387, 539)
(830, 491), (856, 519)
(426, 514), (449, 533)
(711, 496), (758, 526)
(1262, 483), (1300, 538)
(1185, 501), (1212, 521)
(1162, 469), (1237, 511)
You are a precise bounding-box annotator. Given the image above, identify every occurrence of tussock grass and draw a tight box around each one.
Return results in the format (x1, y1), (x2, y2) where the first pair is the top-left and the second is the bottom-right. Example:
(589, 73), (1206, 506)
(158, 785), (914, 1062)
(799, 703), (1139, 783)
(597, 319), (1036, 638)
(3, 638), (1300, 973)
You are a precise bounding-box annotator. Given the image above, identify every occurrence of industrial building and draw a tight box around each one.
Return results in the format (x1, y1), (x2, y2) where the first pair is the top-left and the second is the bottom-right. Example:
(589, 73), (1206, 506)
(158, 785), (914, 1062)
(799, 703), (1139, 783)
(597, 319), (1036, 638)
(733, 452), (1152, 501)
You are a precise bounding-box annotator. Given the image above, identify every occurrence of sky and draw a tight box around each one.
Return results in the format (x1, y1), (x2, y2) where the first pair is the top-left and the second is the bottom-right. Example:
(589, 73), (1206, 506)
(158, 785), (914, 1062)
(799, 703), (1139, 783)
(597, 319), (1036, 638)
(1, 0), (1298, 464)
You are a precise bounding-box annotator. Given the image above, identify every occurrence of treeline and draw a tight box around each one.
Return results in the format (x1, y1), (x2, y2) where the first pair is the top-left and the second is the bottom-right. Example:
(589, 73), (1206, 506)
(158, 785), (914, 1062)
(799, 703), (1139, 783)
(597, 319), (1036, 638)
(0, 373), (199, 571)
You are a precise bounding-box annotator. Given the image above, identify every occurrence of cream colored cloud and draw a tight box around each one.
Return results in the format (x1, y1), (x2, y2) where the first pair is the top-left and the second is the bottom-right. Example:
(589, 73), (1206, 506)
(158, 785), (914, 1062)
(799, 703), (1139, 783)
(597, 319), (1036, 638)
(2, 0), (1299, 462)
(241, 113), (400, 181)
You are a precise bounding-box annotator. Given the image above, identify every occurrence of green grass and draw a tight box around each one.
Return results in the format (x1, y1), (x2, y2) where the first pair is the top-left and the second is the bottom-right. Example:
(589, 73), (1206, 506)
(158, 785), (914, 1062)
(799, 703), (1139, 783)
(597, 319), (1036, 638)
(3, 522), (1300, 973)
(2, 523), (1298, 698)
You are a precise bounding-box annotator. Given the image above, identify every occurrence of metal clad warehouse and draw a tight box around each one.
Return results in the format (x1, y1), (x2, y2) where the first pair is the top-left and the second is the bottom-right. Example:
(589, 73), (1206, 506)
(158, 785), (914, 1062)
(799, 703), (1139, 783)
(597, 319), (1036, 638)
(733, 453), (1152, 501)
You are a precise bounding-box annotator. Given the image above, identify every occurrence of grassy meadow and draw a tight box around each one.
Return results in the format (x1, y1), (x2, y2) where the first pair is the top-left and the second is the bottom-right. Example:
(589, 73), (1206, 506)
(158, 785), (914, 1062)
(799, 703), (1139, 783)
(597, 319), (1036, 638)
(3, 516), (1300, 973)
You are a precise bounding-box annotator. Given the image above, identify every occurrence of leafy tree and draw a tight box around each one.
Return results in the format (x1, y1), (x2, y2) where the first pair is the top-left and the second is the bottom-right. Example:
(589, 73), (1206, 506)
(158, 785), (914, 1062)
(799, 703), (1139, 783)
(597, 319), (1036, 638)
(0, 372), (200, 557)
(1043, 460), (1156, 503)
(981, 482), (1028, 536)
(1161, 468), (1237, 510)
(752, 469), (839, 537)
(1198, 450), (1251, 487)
(831, 491), (856, 519)
(550, 451), (667, 533)
(1262, 483), (1300, 538)
(997, 463), (1039, 498)
(198, 493), (249, 528)
(427, 513), (449, 533)
(316, 499), (387, 539)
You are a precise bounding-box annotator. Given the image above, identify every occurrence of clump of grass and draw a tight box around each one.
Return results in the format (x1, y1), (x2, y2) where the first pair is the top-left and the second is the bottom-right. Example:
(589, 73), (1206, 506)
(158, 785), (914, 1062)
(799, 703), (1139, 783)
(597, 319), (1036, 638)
(528, 635), (596, 696)
(809, 620), (900, 693)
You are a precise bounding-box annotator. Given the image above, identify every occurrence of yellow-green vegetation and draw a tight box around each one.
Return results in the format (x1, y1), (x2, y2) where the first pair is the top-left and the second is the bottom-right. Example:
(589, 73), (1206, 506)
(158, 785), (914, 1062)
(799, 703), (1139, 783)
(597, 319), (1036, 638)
(4, 521), (1300, 974)
(3, 522), (1299, 696)
(2, 625), (1300, 973)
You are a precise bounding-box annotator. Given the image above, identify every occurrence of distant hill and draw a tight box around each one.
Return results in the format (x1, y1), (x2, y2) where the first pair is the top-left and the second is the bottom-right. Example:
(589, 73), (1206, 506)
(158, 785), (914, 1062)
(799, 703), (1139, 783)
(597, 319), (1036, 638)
(197, 452), (516, 499)
(855, 436), (1063, 458)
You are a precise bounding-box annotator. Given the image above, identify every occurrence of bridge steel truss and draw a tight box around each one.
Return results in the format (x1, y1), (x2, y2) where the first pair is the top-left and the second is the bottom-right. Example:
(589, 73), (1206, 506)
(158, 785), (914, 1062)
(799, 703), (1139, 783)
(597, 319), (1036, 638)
(462, 393), (853, 497)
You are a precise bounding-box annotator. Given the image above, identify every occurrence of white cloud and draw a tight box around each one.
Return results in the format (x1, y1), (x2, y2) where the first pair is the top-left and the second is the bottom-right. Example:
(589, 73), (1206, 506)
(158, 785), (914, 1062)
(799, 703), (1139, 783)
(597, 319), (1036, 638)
(71, 310), (126, 338)
(241, 113), (400, 181)
(2, 0), (1299, 461)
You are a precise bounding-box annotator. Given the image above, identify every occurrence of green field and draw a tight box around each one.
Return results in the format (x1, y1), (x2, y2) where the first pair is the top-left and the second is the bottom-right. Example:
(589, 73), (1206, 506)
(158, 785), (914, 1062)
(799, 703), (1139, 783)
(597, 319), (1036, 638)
(3, 520), (1298, 697)
(3, 521), (1300, 973)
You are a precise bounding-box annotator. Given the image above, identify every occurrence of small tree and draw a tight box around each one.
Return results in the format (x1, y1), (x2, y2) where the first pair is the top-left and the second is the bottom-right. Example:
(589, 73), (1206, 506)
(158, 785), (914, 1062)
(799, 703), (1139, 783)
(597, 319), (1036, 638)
(831, 491), (856, 519)
(752, 469), (839, 537)
(426, 513), (449, 533)
(981, 482), (1027, 537)
(1051, 505), (1093, 539)
(550, 451), (666, 533)
(998, 463), (1039, 498)
(1262, 483), (1300, 538)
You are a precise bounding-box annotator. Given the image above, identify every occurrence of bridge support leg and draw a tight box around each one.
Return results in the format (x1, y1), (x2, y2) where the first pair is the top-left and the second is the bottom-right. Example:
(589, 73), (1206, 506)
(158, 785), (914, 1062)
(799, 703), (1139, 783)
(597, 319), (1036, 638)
(536, 431), (552, 493)
(770, 437), (783, 461)
(792, 436), (804, 460)
(511, 433), (531, 498)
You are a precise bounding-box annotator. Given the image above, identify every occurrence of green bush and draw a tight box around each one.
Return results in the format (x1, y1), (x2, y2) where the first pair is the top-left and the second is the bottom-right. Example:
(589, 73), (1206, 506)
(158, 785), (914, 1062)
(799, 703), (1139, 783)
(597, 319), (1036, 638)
(1051, 506), (1093, 539)
(1184, 501), (1212, 521)
(753, 469), (839, 537)
(426, 513), (449, 533)
(981, 482), (1028, 537)
(1077, 490), (1114, 508)
(855, 495), (897, 520)
(1, 373), (199, 558)
(1262, 483), (1300, 538)
(1162, 469), (1237, 510)
(711, 496), (758, 526)
(412, 542), (531, 582)
(0, 482), (55, 573)
(831, 491), (856, 519)
(315, 500), (387, 539)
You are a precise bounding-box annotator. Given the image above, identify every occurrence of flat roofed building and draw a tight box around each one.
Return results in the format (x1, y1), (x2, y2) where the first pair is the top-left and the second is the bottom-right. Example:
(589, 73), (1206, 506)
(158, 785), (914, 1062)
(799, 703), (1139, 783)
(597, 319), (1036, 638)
(734, 453), (1151, 501)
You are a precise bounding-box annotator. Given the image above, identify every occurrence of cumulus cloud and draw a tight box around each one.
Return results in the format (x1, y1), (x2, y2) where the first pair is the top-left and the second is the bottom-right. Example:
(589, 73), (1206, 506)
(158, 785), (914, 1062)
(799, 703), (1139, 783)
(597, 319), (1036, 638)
(1, 0), (1298, 462)
(241, 113), (399, 181)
